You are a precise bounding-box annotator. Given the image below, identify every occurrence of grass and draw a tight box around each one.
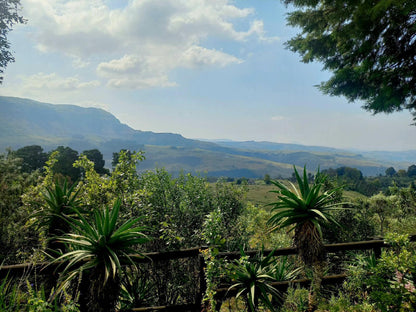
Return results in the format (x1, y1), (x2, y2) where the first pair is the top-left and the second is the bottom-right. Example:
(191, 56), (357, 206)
(245, 183), (369, 207)
(245, 183), (276, 207)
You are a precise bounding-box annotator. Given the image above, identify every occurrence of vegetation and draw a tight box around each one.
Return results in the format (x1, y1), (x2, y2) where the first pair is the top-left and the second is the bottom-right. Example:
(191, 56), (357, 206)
(0, 146), (416, 311)
(283, 0), (416, 121)
(268, 167), (345, 311)
(55, 199), (149, 312)
(228, 250), (281, 312)
(0, 0), (26, 83)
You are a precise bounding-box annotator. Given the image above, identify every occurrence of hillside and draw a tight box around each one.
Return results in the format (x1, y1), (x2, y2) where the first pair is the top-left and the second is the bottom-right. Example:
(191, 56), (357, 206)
(0, 96), (411, 178)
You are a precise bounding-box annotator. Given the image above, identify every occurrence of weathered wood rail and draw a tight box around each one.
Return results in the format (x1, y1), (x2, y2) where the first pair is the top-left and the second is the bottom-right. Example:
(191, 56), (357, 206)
(1, 235), (415, 312)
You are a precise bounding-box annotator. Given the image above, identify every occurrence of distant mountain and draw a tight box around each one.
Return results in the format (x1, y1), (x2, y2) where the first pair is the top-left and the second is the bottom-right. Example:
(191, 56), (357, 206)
(0, 96), (412, 177)
(207, 140), (341, 153)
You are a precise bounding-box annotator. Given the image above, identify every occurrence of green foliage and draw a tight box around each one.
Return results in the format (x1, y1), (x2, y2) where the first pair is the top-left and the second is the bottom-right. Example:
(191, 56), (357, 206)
(0, 274), (23, 311)
(268, 166), (344, 265)
(0, 0), (26, 83)
(408, 165), (416, 177)
(14, 145), (48, 173)
(264, 174), (271, 185)
(201, 203), (248, 311)
(228, 250), (281, 312)
(34, 179), (81, 255)
(82, 149), (109, 175)
(385, 167), (396, 177)
(109, 150), (145, 215)
(323, 201), (376, 243)
(73, 154), (113, 209)
(268, 166), (346, 311)
(0, 275), (79, 312)
(335, 233), (416, 312)
(201, 245), (229, 312)
(284, 0), (416, 120)
(118, 269), (155, 311)
(56, 198), (148, 286)
(272, 256), (300, 282)
(48, 146), (81, 183)
(0, 150), (40, 263)
(55, 199), (149, 312)
(280, 287), (309, 312)
(75, 149), (146, 220)
(368, 192), (396, 235)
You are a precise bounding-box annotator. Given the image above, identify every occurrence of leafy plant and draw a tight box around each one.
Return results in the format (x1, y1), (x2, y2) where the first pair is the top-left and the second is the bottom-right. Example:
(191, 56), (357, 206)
(281, 287), (309, 312)
(0, 274), (23, 311)
(267, 166), (345, 311)
(0, 274), (79, 312)
(366, 233), (416, 311)
(118, 268), (155, 310)
(272, 256), (300, 282)
(228, 249), (281, 312)
(54, 199), (149, 312)
(35, 179), (82, 255)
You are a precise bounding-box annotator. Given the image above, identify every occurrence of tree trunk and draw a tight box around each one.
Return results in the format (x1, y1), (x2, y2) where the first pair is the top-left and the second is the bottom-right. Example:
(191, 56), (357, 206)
(294, 221), (326, 312)
(308, 261), (325, 312)
(78, 268), (120, 312)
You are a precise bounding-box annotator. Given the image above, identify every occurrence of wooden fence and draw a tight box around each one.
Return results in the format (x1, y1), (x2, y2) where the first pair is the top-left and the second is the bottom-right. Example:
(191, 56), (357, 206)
(1, 235), (415, 312)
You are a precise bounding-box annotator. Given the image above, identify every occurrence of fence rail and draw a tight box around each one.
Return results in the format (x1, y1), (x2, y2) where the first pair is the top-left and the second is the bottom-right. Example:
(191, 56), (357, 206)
(1, 235), (415, 311)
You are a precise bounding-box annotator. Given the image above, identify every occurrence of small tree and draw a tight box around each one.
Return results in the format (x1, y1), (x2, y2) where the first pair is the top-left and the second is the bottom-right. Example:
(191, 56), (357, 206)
(368, 192), (395, 235)
(264, 174), (271, 185)
(407, 165), (416, 178)
(82, 149), (110, 175)
(385, 167), (397, 177)
(268, 166), (344, 311)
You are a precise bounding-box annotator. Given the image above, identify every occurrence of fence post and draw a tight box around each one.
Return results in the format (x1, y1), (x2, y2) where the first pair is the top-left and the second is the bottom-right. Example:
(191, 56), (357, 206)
(197, 247), (207, 311)
(374, 246), (382, 259)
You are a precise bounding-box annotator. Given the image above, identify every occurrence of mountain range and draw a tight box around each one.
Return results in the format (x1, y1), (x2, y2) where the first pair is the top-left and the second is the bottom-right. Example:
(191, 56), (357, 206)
(1, 96), (414, 178)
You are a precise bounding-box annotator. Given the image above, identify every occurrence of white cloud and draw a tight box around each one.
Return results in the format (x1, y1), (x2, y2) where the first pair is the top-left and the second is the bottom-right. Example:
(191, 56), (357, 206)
(181, 46), (243, 68)
(17, 73), (100, 91)
(96, 46), (243, 89)
(0, 72), (101, 104)
(271, 115), (286, 121)
(97, 54), (177, 89)
(22, 0), (276, 89)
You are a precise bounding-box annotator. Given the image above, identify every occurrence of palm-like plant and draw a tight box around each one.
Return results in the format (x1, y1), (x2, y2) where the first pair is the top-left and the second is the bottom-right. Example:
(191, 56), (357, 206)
(228, 249), (281, 312)
(35, 179), (82, 254)
(55, 199), (149, 312)
(267, 166), (344, 311)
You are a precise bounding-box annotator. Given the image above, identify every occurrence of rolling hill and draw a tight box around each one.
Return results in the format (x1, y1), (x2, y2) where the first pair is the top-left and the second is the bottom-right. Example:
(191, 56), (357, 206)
(0, 96), (412, 178)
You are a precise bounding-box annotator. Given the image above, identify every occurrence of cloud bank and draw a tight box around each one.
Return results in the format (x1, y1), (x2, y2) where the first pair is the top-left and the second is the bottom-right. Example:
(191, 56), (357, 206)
(23, 0), (276, 89)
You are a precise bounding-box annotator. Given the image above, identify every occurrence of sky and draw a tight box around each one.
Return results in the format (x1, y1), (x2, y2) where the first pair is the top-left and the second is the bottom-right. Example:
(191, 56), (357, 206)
(1, 0), (415, 151)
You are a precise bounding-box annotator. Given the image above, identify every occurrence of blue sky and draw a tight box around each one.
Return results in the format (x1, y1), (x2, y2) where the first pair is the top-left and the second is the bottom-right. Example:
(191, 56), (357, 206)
(1, 0), (415, 151)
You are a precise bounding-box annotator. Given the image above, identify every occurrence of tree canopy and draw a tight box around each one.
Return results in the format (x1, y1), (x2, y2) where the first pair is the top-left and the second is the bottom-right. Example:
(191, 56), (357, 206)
(0, 0), (25, 83)
(284, 0), (416, 121)
(82, 149), (110, 175)
(14, 145), (47, 173)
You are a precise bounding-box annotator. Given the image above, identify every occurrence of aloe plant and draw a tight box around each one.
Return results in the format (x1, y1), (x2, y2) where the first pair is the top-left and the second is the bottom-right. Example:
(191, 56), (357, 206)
(228, 249), (281, 312)
(267, 166), (345, 311)
(55, 199), (149, 312)
(35, 179), (82, 255)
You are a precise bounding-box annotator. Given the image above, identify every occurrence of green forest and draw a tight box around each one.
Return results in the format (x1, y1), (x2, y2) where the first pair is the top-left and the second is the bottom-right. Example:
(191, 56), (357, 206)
(1, 145), (416, 312)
